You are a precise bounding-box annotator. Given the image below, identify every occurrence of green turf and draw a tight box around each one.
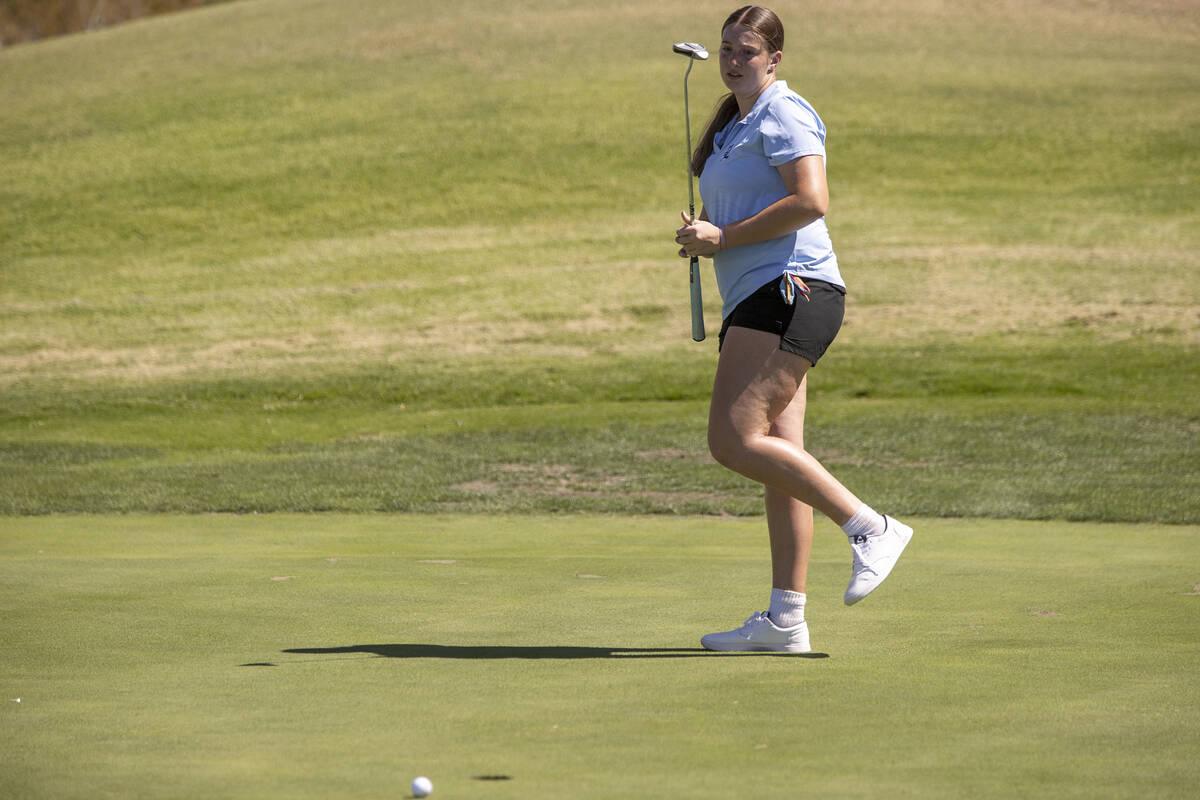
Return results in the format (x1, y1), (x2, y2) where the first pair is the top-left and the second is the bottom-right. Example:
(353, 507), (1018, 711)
(1, 1), (1198, 795)
(2, 514), (1198, 798)
(2, 0), (1197, 523)
(2, 332), (1197, 520)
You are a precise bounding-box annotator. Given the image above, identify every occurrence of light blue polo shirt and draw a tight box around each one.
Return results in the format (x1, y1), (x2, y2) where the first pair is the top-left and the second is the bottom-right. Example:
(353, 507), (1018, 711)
(698, 80), (844, 318)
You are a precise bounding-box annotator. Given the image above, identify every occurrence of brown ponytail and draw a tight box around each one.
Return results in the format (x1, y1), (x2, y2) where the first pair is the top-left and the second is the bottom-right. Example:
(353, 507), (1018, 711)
(691, 6), (785, 177)
(692, 94), (740, 177)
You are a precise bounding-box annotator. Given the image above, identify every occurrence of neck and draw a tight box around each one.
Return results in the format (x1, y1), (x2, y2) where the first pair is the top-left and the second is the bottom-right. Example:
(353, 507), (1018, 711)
(735, 76), (777, 118)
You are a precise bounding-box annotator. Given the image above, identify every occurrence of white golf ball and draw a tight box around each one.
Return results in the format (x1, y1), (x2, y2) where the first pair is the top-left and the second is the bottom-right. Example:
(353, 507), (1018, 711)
(411, 776), (433, 798)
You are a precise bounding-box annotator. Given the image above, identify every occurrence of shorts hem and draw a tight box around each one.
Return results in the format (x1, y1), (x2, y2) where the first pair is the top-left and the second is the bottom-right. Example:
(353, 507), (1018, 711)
(778, 340), (822, 367)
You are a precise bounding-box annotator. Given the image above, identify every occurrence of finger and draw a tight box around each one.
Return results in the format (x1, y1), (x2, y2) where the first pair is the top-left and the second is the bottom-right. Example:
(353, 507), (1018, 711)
(680, 210), (694, 226)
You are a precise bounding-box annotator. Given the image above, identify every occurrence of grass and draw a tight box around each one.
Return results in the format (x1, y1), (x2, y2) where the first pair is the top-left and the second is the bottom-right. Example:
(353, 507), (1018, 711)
(1, 1), (1198, 796)
(2, 0), (1198, 524)
(3, 324), (1197, 520)
(2, 340), (1197, 520)
(2, 514), (1198, 798)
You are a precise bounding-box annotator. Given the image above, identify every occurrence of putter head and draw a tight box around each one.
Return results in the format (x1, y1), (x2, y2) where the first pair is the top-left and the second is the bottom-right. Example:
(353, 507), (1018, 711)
(673, 42), (709, 60)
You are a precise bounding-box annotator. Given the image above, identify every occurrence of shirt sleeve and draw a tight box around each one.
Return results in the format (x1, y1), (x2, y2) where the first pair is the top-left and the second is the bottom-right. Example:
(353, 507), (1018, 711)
(760, 96), (826, 167)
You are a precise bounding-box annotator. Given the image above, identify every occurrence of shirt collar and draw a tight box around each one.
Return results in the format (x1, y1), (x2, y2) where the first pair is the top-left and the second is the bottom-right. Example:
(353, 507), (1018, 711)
(734, 80), (788, 126)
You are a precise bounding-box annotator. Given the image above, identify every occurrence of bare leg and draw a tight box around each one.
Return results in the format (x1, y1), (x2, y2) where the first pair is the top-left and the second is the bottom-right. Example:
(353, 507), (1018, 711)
(708, 326), (861, 525)
(766, 375), (812, 593)
(701, 327), (912, 641)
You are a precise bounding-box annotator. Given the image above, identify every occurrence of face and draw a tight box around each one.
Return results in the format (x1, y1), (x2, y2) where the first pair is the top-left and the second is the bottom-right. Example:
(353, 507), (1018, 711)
(719, 24), (781, 98)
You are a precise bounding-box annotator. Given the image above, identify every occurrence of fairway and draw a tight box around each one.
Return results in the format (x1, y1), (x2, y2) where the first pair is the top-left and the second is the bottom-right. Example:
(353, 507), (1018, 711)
(2, 0), (1197, 522)
(2, 514), (1198, 799)
(2, 0), (1199, 797)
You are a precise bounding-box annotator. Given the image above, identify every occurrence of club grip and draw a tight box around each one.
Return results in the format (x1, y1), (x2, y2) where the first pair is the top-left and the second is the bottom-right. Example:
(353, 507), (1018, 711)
(689, 256), (705, 342)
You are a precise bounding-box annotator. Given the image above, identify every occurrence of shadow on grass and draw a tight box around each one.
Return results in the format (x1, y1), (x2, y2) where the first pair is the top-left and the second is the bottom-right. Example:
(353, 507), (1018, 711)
(259, 644), (829, 662)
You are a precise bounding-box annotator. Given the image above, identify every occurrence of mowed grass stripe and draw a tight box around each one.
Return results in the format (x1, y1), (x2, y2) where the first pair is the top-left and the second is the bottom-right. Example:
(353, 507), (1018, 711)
(3, 330), (1197, 521)
(3, 228), (1196, 384)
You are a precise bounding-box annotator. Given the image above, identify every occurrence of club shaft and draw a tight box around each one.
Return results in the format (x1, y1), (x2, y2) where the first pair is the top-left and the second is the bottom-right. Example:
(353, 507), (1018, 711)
(682, 55), (705, 342)
(683, 59), (695, 216)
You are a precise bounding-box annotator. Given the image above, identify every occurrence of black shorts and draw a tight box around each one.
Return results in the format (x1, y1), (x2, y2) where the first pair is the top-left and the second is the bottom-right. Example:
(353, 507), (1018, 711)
(718, 276), (846, 366)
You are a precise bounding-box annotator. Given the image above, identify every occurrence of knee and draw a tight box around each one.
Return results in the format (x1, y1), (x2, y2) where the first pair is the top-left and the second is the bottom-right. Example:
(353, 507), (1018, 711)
(707, 421), (749, 472)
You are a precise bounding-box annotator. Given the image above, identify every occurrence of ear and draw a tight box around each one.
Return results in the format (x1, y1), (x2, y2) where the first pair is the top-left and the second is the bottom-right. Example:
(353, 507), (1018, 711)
(769, 51), (782, 72)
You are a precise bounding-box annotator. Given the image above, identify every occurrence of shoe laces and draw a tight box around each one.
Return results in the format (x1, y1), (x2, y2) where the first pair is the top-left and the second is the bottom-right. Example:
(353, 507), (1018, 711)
(743, 611), (770, 629)
(851, 537), (881, 573)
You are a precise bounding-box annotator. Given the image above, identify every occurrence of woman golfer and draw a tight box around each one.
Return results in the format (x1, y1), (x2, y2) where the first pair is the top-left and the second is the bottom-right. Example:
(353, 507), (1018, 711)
(675, 5), (912, 652)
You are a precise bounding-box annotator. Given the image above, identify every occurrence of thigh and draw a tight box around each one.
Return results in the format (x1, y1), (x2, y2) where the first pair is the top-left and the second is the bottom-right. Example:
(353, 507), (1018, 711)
(710, 325), (811, 439)
(769, 371), (807, 445)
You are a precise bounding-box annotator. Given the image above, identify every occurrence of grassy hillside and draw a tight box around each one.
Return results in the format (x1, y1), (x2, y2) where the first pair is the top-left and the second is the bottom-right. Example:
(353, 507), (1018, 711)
(1, 0), (1197, 520)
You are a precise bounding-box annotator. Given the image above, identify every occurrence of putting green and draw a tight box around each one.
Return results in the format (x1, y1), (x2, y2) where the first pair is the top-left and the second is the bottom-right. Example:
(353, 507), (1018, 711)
(2, 514), (1196, 798)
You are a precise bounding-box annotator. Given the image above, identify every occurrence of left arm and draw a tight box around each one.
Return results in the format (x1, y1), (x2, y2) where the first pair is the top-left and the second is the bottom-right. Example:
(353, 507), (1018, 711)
(675, 155), (828, 257)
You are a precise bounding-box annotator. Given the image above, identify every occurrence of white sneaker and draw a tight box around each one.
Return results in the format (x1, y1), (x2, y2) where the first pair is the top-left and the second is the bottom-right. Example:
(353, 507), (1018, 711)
(700, 612), (811, 653)
(844, 516), (913, 605)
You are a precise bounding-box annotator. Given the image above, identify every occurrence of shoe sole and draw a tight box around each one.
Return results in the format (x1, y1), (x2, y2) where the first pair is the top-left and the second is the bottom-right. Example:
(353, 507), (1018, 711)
(844, 522), (913, 606)
(700, 638), (812, 654)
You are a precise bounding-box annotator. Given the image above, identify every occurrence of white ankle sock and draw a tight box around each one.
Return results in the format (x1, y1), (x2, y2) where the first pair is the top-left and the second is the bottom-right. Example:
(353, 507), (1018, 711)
(769, 588), (806, 628)
(842, 503), (886, 540)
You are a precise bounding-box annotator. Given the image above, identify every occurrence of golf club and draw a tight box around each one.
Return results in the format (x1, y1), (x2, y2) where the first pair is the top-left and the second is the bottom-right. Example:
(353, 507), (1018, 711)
(673, 41), (708, 342)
